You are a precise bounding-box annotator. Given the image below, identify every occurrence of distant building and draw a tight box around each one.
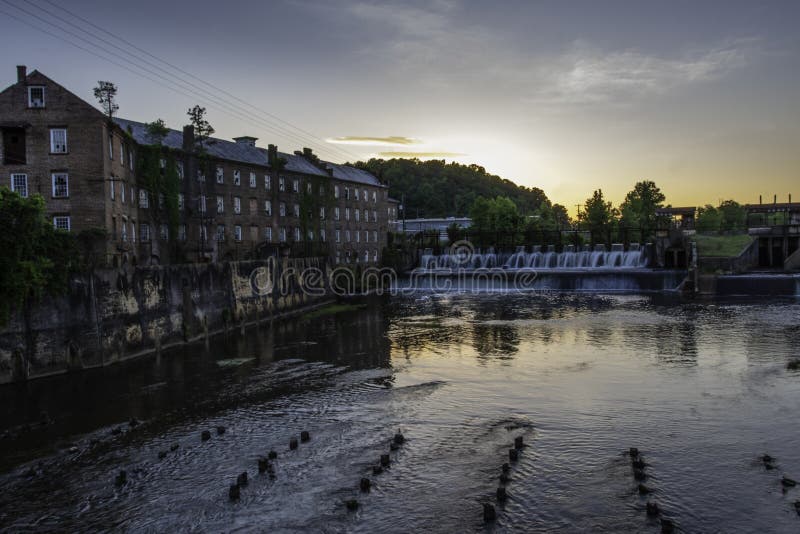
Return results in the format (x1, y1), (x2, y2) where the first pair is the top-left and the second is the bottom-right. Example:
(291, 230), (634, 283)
(392, 217), (472, 242)
(0, 66), (391, 267)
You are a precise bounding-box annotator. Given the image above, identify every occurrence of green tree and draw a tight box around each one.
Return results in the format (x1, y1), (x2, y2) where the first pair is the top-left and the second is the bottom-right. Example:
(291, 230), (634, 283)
(187, 105), (215, 152)
(718, 200), (746, 231)
(619, 180), (666, 240)
(145, 118), (169, 145)
(469, 196), (524, 246)
(696, 204), (721, 232)
(0, 188), (77, 373)
(579, 189), (618, 242)
(93, 81), (119, 120)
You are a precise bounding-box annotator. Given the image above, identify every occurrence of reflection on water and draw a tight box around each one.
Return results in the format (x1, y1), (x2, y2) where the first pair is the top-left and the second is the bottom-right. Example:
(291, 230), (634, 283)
(1, 294), (800, 532)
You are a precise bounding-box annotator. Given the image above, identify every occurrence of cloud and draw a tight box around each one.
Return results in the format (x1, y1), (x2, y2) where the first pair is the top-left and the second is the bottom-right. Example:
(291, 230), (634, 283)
(378, 151), (465, 158)
(327, 136), (422, 146)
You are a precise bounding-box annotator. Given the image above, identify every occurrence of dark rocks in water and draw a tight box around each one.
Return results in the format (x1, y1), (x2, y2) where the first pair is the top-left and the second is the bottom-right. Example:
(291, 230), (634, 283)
(170, 443), (179, 452)
(372, 465), (383, 475)
(646, 501), (660, 516)
(782, 476), (797, 488)
(509, 448), (519, 462)
(761, 454), (775, 464)
(268, 450), (278, 460)
(201, 430), (211, 442)
(115, 470), (127, 486)
(393, 432), (405, 445)
(158, 450), (167, 460)
(68, 446), (79, 454)
(237, 472), (248, 487)
(629, 447), (640, 458)
(360, 477), (371, 492)
(229, 483), (240, 501)
(794, 501), (800, 515)
(345, 499), (359, 511)
(390, 442), (400, 451)
(787, 359), (800, 371)
(514, 436), (524, 449)
(129, 418), (140, 428)
(660, 518), (675, 533)
(380, 454), (391, 467)
(290, 438), (298, 450)
(502, 462), (510, 473)
(632, 457), (646, 470)
(258, 458), (269, 473)
(638, 484), (651, 495)
(499, 472), (511, 484)
(216, 426), (226, 435)
(633, 468), (647, 481)
(300, 430), (310, 442)
(483, 503), (496, 522)
(23, 467), (36, 478)
(112, 427), (123, 436)
(496, 486), (508, 501)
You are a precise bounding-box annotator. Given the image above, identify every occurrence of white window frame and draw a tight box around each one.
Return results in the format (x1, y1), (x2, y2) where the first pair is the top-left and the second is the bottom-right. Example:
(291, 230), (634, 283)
(178, 224), (187, 241)
(279, 202), (286, 217)
(178, 193), (185, 210)
(234, 196), (241, 214)
(110, 178), (115, 200)
(27, 86), (45, 108)
(11, 173), (28, 197)
(334, 207), (340, 221)
(292, 179), (299, 193)
(249, 172), (256, 188)
(216, 195), (224, 213)
(265, 175), (271, 190)
(50, 128), (67, 153)
(140, 223), (151, 242)
(234, 225), (242, 242)
(293, 203), (300, 217)
(199, 195), (207, 213)
(265, 226), (272, 242)
(216, 224), (226, 242)
(216, 166), (224, 184)
(139, 189), (149, 208)
(53, 215), (70, 231)
(279, 176), (285, 191)
(52, 173), (68, 198)
(233, 169), (241, 186)
(265, 200), (272, 216)
(334, 185), (339, 198)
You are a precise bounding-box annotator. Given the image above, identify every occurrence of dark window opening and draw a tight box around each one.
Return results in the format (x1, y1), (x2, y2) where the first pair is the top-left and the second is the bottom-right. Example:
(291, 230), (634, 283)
(3, 128), (26, 165)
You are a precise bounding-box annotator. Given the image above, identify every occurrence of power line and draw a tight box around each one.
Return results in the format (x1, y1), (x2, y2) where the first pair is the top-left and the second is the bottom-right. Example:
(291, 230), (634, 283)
(3, 0), (362, 163)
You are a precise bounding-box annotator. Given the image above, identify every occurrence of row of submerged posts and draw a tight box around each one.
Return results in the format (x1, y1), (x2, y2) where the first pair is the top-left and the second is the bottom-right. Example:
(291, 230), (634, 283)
(483, 435), (526, 522)
(420, 244), (649, 271)
(628, 447), (675, 533)
(228, 429), (311, 500)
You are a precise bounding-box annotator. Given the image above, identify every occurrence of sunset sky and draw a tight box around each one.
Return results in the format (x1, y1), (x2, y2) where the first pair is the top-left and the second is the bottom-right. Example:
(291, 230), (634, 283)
(1, 0), (798, 213)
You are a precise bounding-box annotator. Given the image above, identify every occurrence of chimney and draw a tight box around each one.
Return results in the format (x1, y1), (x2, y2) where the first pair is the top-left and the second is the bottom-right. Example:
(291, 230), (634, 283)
(759, 195), (762, 205)
(267, 144), (278, 166)
(182, 125), (195, 152)
(302, 147), (314, 160)
(17, 65), (26, 83)
(774, 194), (777, 204)
(789, 193), (792, 204)
(233, 136), (257, 148)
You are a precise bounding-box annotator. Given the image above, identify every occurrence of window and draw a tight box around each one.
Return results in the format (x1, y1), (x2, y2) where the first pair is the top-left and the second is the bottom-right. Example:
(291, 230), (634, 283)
(336, 229), (341, 243)
(336, 251), (341, 264)
(216, 166), (224, 184)
(334, 207), (340, 221)
(199, 225), (207, 242)
(356, 231), (361, 243)
(364, 230), (369, 243)
(345, 187), (350, 200)
(53, 216), (70, 231)
(216, 225), (226, 242)
(355, 188), (359, 200)
(306, 182), (312, 194)
(234, 196), (241, 214)
(363, 209), (368, 222)
(11, 174), (28, 197)
(159, 158), (166, 173)
(373, 249), (378, 262)
(52, 173), (68, 198)
(158, 193), (165, 209)
(365, 250), (370, 263)
(292, 179), (299, 193)
(2, 127), (26, 164)
(197, 169), (205, 182)
(50, 129), (67, 153)
(372, 191), (377, 203)
(159, 224), (168, 240)
(345, 230), (351, 242)
(199, 195), (207, 213)
(216, 195), (224, 213)
(279, 227), (287, 242)
(130, 222), (136, 243)
(373, 230), (378, 243)
(319, 185), (325, 196)
(320, 206), (325, 220)
(320, 229), (326, 242)
(234, 225), (242, 241)
(334, 185), (340, 198)
(345, 208), (350, 221)
(177, 161), (184, 179)
(279, 176), (285, 191)
(178, 224), (187, 241)
(265, 175), (271, 190)
(27, 86), (45, 108)
(139, 189), (149, 208)
(355, 209), (360, 222)
(308, 229), (314, 241)
(121, 182), (125, 203)
(294, 227), (301, 242)
(265, 226), (272, 242)
(279, 202), (286, 217)
(249, 198), (257, 214)
(121, 145), (126, 166)
(140, 223), (151, 242)
(233, 170), (241, 186)
(108, 135), (114, 160)
(121, 223), (127, 242)
(363, 189), (368, 201)
(265, 200), (272, 216)
(293, 204), (300, 217)
(110, 178), (115, 200)
(372, 210), (377, 222)
(129, 150), (134, 171)
(249, 225), (258, 242)
(178, 193), (184, 210)
(249, 172), (256, 188)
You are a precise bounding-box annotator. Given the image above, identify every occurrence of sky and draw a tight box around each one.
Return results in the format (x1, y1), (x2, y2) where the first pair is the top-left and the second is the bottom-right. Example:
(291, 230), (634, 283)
(1, 0), (798, 214)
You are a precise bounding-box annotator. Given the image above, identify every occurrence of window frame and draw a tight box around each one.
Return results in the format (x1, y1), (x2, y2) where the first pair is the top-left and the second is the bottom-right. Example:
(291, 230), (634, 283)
(10, 173), (28, 197)
(27, 86), (45, 108)
(51, 172), (69, 198)
(49, 128), (68, 154)
(53, 215), (70, 231)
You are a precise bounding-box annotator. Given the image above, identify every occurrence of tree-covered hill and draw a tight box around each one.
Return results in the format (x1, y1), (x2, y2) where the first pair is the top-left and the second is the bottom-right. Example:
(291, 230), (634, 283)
(352, 158), (552, 218)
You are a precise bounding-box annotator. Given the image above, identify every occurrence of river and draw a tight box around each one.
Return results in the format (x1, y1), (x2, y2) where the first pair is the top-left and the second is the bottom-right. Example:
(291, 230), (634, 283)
(1, 292), (799, 532)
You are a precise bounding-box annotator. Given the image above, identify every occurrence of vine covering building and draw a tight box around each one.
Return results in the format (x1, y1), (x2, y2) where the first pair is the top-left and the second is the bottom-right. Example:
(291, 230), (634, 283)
(0, 66), (391, 267)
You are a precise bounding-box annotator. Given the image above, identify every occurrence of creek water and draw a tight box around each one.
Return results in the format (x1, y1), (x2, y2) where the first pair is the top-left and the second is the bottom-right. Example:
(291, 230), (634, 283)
(1, 292), (799, 533)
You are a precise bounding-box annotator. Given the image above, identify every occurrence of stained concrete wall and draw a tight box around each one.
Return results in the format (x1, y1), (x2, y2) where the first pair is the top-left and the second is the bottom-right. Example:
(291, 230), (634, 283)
(0, 257), (331, 383)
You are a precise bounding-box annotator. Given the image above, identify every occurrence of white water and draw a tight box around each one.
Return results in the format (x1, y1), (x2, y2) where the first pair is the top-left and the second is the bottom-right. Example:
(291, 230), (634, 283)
(420, 244), (648, 270)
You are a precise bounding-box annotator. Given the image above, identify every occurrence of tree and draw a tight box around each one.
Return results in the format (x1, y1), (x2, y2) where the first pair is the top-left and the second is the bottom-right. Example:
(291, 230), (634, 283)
(187, 105), (215, 151)
(718, 200), (746, 231)
(145, 118), (169, 146)
(696, 204), (721, 232)
(579, 189), (618, 243)
(93, 81), (119, 120)
(0, 188), (77, 375)
(619, 180), (665, 240)
(469, 196), (524, 246)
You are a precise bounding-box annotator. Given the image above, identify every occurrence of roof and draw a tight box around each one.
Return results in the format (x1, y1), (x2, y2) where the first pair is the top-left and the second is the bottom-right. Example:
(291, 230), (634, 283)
(744, 202), (800, 213)
(115, 118), (270, 167)
(656, 206), (696, 216)
(325, 162), (384, 187)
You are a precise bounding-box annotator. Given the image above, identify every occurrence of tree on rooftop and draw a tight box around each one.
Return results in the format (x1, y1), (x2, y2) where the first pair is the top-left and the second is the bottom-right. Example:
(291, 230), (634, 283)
(93, 81), (119, 121)
(187, 105), (215, 152)
(145, 118), (169, 146)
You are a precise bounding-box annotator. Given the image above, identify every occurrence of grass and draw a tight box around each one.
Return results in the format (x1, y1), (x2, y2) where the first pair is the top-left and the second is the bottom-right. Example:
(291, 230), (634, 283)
(300, 303), (367, 321)
(692, 234), (754, 258)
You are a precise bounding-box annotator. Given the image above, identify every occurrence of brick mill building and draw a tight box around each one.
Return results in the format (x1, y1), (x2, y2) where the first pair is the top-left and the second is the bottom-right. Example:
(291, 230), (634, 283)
(0, 66), (391, 267)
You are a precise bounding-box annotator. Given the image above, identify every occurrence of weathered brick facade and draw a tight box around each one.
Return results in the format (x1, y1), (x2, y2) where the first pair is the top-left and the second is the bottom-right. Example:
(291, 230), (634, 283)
(0, 67), (390, 268)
